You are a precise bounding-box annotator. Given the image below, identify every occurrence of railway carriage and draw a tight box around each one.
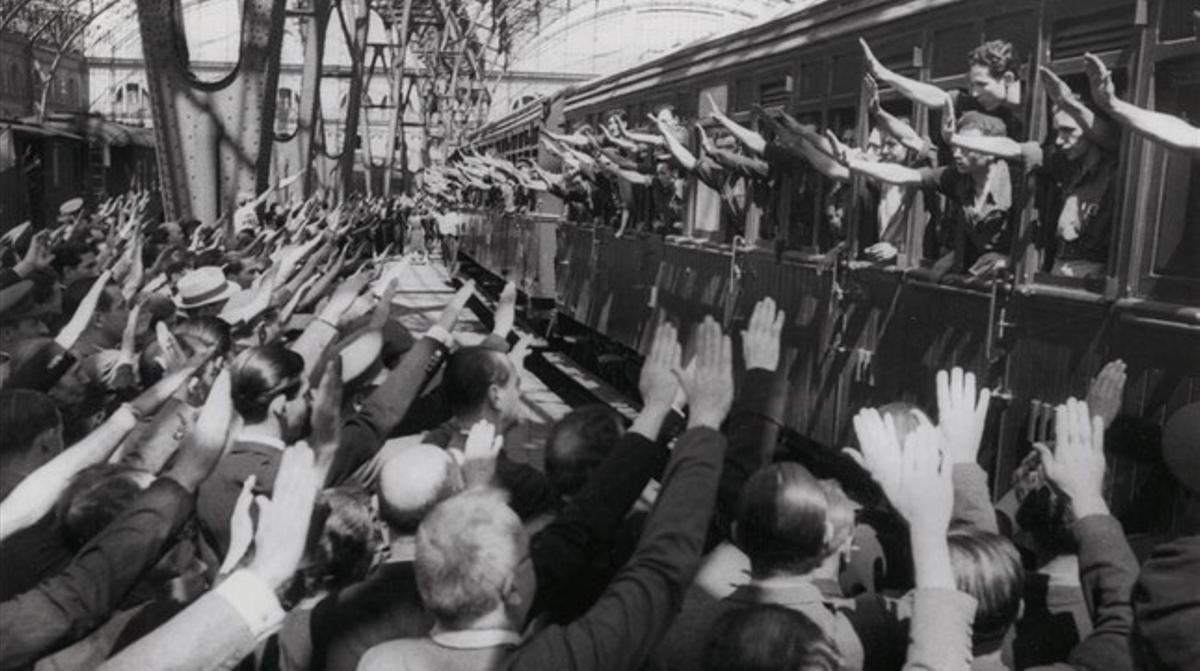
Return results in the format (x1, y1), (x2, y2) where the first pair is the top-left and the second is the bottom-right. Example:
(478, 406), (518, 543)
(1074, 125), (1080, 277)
(460, 0), (1199, 533)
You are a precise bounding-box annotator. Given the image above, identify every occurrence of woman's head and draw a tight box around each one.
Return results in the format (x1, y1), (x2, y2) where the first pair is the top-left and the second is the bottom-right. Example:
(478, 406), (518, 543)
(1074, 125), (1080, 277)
(230, 345), (306, 430)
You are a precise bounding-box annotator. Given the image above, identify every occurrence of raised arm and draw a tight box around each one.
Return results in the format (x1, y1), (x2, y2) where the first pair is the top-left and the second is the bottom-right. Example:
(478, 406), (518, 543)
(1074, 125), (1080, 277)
(0, 358), (204, 541)
(1039, 66), (1119, 153)
(653, 114), (698, 171)
(1086, 53), (1200, 156)
(862, 38), (954, 110)
(866, 74), (931, 154)
(827, 129), (925, 185)
(712, 97), (766, 156)
(1035, 398), (1137, 671)
(949, 133), (1026, 161)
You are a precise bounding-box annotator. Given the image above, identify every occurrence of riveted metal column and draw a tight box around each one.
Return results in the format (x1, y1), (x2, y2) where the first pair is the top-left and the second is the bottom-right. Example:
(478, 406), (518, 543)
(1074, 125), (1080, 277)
(382, 0), (414, 196)
(135, 0), (286, 223)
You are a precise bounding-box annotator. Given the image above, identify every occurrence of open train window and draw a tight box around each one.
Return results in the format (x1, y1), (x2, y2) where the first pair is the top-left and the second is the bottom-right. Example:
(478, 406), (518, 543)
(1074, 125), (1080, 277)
(1134, 51), (1200, 300)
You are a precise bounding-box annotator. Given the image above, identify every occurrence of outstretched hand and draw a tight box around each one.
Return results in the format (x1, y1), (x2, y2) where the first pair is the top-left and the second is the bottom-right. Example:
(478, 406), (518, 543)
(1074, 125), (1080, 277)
(493, 282), (517, 338)
(859, 38), (884, 79)
(1038, 66), (1078, 108)
(674, 316), (734, 430)
(1086, 359), (1126, 430)
(1083, 53), (1116, 110)
(1033, 398), (1108, 518)
(247, 442), (322, 592)
(166, 368), (236, 491)
(742, 297), (785, 372)
(437, 280), (476, 332)
(460, 419), (504, 489)
(864, 74), (881, 115)
(639, 322), (682, 410)
(936, 367), (991, 465)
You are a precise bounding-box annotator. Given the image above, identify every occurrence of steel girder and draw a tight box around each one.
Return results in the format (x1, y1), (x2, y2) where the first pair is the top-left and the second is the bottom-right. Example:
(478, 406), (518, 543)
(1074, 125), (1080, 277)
(134, 0), (286, 224)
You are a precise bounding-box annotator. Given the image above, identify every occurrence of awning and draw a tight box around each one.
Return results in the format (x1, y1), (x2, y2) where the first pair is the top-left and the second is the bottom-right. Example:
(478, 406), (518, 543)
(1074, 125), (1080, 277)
(0, 119), (83, 141)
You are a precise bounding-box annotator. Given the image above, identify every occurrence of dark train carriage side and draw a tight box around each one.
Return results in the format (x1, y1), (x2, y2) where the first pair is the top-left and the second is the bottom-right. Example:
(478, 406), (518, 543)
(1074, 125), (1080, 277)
(460, 0), (1200, 531)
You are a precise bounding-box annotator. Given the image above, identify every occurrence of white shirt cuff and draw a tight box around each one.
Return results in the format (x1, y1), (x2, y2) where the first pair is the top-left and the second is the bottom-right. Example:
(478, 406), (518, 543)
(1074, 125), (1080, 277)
(215, 569), (286, 638)
(425, 325), (455, 348)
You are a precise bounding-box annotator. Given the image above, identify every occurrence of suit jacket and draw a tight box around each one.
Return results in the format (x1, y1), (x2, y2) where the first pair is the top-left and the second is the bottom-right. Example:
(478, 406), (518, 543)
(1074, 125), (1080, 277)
(0, 479), (194, 670)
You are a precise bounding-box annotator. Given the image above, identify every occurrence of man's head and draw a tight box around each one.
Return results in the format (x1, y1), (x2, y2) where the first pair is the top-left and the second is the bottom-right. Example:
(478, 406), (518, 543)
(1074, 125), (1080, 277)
(444, 347), (522, 428)
(734, 462), (837, 579)
(1051, 108), (1094, 162)
(705, 604), (840, 671)
(947, 525), (1025, 654)
(953, 111), (1008, 174)
(0, 389), (63, 474)
(655, 161), (677, 188)
(415, 490), (534, 630)
(51, 241), (100, 285)
(62, 277), (134, 343)
(654, 103), (680, 127)
(967, 40), (1021, 111)
(603, 110), (626, 136)
(544, 404), (624, 500)
(378, 444), (463, 537)
(230, 345), (307, 433)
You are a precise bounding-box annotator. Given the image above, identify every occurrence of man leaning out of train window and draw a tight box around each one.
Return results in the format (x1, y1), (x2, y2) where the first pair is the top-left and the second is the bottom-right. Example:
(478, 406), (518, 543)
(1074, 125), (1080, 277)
(948, 67), (1119, 280)
(827, 111), (1018, 279)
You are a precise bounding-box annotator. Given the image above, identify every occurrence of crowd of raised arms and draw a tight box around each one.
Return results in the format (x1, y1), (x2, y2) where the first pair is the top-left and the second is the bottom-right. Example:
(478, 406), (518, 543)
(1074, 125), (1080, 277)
(0, 32), (1198, 671)
(436, 40), (1200, 282)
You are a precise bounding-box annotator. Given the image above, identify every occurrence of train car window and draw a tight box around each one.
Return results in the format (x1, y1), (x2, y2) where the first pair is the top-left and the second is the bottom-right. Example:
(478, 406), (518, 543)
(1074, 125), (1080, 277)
(815, 106), (858, 252)
(1144, 53), (1200, 285)
(797, 62), (826, 105)
(699, 84), (728, 116)
(777, 109), (822, 253)
(1159, 0), (1198, 42)
(932, 23), (978, 79)
(1022, 65), (1129, 289)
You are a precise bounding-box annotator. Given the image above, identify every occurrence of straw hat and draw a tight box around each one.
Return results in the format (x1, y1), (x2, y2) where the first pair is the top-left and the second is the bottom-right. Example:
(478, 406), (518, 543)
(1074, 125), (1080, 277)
(173, 266), (240, 310)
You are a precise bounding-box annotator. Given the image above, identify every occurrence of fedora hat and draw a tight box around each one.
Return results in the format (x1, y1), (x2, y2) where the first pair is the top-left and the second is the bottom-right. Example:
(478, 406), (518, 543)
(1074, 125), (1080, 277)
(173, 266), (240, 310)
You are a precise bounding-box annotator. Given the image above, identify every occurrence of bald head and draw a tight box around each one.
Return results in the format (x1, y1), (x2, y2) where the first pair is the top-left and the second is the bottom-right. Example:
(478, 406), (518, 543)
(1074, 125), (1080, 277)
(378, 444), (461, 535)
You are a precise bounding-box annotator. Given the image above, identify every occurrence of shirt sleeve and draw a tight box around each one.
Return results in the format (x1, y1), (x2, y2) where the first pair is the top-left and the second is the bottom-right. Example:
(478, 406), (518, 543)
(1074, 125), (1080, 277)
(950, 463), (999, 533)
(0, 479), (195, 669)
(902, 588), (978, 671)
(506, 428), (726, 671)
(98, 569), (280, 671)
(1065, 514), (1138, 671)
(918, 166), (949, 193)
(328, 336), (448, 486)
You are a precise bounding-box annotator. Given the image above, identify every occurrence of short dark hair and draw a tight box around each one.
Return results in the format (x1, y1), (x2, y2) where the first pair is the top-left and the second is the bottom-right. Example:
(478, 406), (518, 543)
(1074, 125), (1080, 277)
(957, 111), (1009, 138)
(56, 463), (147, 551)
(443, 347), (512, 415)
(1016, 485), (1076, 558)
(705, 604), (840, 671)
(0, 389), (61, 461)
(968, 40), (1021, 80)
(948, 525), (1025, 653)
(736, 462), (833, 578)
(230, 345), (305, 423)
(544, 404), (625, 498)
(50, 241), (96, 276)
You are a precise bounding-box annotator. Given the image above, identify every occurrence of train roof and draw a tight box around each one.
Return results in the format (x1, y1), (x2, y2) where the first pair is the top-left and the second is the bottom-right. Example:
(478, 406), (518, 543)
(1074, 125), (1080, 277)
(563, 0), (958, 114)
(470, 86), (577, 147)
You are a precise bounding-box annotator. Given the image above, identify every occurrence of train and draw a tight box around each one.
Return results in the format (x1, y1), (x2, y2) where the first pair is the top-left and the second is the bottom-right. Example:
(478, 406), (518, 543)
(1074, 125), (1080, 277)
(457, 0), (1200, 535)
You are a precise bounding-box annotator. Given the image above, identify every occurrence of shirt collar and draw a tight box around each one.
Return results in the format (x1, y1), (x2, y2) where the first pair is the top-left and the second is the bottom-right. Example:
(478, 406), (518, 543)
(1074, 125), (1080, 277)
(430, 627), (521, 650)
(729, 576), (829, 606)
(236, 429), (287, 451)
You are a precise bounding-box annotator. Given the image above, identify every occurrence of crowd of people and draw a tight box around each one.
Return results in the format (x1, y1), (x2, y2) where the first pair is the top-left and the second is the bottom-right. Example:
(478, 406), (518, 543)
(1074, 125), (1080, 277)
(1, 29), (1199, 671)
(438, 39), (1198, 282)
